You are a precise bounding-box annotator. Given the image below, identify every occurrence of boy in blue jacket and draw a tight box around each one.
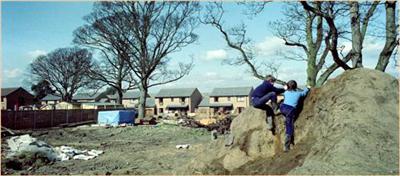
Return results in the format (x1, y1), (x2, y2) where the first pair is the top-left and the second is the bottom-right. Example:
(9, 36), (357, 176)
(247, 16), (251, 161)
(251, 75), (285, 131)
(280, 80), (310, 152)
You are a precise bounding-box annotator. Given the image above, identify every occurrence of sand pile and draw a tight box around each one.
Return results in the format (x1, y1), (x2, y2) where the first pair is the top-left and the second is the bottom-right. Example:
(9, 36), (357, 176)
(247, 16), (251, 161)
(185, 68), (399, 174)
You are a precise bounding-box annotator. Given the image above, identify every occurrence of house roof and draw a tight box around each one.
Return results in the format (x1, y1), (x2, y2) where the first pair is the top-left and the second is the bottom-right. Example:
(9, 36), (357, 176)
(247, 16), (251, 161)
(81, 102), (119, 106)
(166, 104), (189, 109)
(73, 92), (103, 100)
(145, 98), (156, 108)
(209, 103), (233, 108)
(198, 96), (232, 107)
(155, 88), (197, 98)
(198, 96), (210, 107)
(108, 91), (141, 100)
(209, 87), (253, 97)
(1, 87), (22, 97)
(42, 94), (61, 101)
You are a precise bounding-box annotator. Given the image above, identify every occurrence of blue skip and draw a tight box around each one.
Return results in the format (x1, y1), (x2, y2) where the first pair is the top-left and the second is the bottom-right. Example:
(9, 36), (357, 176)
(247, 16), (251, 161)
(97, 110), (136, 126)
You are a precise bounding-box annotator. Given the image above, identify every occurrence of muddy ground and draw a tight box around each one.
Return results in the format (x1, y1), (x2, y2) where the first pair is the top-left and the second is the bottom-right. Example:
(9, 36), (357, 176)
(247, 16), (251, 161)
(1, 124), (212, 175)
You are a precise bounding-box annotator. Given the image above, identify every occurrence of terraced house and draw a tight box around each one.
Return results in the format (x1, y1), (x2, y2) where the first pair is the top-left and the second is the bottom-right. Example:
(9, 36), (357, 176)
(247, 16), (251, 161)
(197, 87), (253, 116)
(108, 91), (142, 108)
(72, 93), (106, 103)
(155, 88), (202, 114)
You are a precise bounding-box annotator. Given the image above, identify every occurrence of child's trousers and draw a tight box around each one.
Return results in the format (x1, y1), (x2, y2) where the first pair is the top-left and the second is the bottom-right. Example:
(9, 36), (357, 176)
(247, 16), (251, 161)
(280, 103), (296, 137)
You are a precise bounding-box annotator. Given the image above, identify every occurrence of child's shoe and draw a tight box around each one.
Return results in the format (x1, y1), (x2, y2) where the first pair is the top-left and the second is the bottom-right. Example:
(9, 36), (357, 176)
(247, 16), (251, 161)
(283, 135), (291, 152)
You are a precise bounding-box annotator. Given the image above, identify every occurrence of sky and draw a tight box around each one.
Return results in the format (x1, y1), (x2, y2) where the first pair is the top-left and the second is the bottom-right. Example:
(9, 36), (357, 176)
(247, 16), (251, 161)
(1, 1), (398, 95)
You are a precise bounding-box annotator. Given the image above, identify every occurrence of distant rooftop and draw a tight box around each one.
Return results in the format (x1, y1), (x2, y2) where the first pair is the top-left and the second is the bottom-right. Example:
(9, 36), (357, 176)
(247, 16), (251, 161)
(73, 92), (103, 100)
(42, 94), (61, 101)
(155, 88), (197, 98)
(145, 98), (156, 108)
(1, 87), (21, 97)
(209, 87), (253, 97)
(108, 91), (142, 99)
(198, 96), (210, 107)
(198, 96), (232, 107)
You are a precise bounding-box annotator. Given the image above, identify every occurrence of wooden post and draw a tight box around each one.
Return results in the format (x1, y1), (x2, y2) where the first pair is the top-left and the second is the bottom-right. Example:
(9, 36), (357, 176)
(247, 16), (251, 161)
(51, 109), (54, 127)
(66, 109), (69, 124)
(14, 110), (17, 129)
(33, 110), (36, 129)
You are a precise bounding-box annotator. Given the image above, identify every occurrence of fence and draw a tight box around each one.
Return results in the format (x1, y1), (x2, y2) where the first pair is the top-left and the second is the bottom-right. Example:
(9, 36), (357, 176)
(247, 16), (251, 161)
(1, 108), (137, 130)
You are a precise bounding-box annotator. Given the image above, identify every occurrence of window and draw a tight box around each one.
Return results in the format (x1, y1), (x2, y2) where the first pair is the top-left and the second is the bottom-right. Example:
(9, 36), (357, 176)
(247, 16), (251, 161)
(227, 97), (231, 101)
(214, 97), (219, 102)
(237, 97), (245, 102)
(181, 97), (185, 103)
(171, 98), (174, 102)
(159, 98), (163, 105)
(159, 108), (164, 113)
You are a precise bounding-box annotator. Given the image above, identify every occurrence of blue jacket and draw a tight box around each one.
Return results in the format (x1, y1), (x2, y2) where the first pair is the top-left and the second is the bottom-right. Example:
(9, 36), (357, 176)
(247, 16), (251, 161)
(282, 88), (309, 108)
(251, 81), (285, 98)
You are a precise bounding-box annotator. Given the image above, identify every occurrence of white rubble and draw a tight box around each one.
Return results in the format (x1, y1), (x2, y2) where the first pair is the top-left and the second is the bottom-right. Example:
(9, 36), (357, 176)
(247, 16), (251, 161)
(176, 144), (190, 149)
(6, 134), (58, 161)
(6, 134), (103, 162)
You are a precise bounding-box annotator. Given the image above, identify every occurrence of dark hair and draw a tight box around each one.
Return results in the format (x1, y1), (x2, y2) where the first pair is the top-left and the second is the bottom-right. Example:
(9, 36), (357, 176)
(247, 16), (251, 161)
(265, 75), (276, 82)
(286, 80), (297, 90)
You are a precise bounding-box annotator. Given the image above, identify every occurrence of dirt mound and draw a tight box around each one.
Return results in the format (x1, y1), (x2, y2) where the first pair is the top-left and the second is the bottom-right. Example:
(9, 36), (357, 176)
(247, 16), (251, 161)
(186, 68), (399, 174)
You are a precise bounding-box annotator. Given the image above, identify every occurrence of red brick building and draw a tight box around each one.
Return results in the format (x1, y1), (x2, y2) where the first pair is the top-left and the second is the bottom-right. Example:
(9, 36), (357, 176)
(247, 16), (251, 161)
(1, 87), (34, 110)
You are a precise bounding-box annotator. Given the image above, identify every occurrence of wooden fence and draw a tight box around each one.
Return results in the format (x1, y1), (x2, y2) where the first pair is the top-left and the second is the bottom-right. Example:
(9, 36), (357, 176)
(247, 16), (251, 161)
(1, 108), (137, 130)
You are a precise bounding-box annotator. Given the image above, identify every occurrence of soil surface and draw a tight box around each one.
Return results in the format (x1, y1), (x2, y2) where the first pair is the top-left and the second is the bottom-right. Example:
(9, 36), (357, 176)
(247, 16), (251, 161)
(1, 124), (211, 175)
(2, 68), (398, 175)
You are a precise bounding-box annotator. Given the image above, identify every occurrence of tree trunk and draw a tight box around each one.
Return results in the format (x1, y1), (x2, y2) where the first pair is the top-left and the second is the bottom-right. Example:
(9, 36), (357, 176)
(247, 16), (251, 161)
(350, 2), (363, 68)
(64, 93), (73, 102)
(117, 89), (123, 105)
(306, 53), (318, 87)
(138, 83), (147, 119)
(376, 1), (397, 72)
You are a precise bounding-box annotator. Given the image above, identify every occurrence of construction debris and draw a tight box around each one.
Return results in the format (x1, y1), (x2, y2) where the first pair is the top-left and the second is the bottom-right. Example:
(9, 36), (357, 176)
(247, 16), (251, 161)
(6, 134), (103, 162)
(176, 144), (190, 149)
(54, 146), (104, 161)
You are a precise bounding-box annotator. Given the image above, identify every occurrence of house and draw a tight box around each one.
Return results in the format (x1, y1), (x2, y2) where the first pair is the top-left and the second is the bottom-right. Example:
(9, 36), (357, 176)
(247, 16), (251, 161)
(197, 95), (212, 118)
(81, 102), (124, 109)
(72, 92), (106, 103)
(155, 88), (202, 114)
(144, 98), (157, 117)
(41, 94), (61, 106)
(198, 87), (253, 116)
(1, 87), (35, 110)
(55, 101), (81, 110)
(108, 91), (142, 107)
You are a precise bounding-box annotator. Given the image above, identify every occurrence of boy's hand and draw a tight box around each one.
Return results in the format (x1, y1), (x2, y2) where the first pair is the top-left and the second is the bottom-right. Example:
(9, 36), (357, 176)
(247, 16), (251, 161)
(284, 85), (288, 90)
(307, 85), (312, 89)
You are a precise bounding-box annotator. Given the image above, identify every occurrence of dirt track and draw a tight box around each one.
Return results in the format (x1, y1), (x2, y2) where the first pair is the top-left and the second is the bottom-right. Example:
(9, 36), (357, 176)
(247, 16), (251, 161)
(1, 124), (210, 175)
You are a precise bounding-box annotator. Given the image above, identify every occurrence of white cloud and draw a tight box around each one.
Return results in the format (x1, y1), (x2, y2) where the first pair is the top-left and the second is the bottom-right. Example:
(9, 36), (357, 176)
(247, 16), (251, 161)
(3, 68), (23, 79)
(28, 50), (47, 59)
(255, 36), (290, 57)
(204, 49), (227, 60)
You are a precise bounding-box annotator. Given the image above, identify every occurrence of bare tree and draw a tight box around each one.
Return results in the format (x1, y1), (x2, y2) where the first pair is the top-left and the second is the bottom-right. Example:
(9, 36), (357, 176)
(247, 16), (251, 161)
(301, 1), (397, 74)
(271, 2), (329, 87)
(202, 2), (286, 85)
(376, 1), (398, 71)
(29, 47), (96, 102)
(349, 1), (380, 68)
(73, 4), (138, 104)
(272, 2), (379, 86)
(91, 2), (198, 118)
(31, 79), (54, 102)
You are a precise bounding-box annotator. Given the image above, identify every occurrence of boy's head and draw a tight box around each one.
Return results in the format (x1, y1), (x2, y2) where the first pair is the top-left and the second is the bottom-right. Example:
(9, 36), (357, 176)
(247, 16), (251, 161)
(286, 80), (297, 90)
(265, 75), (277, 84)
